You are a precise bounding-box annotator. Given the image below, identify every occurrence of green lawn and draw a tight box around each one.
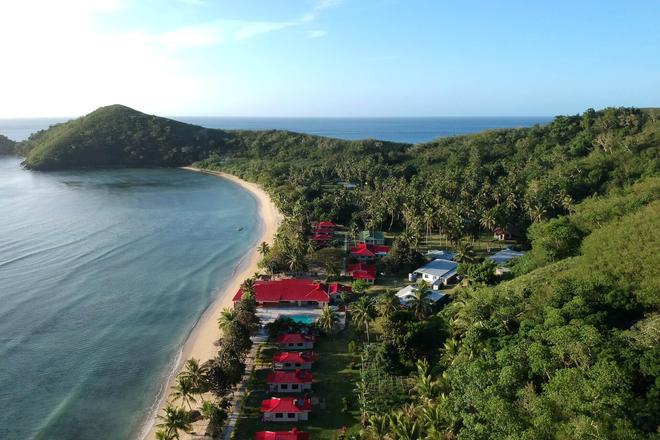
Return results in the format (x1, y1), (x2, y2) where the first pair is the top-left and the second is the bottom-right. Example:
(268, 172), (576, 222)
(232, 328), (361, 439)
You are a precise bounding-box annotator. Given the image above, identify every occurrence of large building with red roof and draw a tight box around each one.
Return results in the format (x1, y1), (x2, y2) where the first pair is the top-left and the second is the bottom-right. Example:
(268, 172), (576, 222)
(350, 243), (390, 261)
(272, 351), (316, 370)
(255, 428), (309, 440)
(232, 279), (330, 307)
(347, 263), (377, 284)
(267, 370), (313, 392)
(261, 397), (312, 422)
(276, 333), (315, 349)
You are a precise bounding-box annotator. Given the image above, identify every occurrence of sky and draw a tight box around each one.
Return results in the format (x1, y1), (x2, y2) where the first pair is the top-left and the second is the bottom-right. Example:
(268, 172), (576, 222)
(0, 0), (658, 117)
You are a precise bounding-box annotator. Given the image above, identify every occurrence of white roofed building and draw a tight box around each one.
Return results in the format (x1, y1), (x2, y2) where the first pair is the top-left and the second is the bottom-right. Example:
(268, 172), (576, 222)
(411, 258), (459, 289)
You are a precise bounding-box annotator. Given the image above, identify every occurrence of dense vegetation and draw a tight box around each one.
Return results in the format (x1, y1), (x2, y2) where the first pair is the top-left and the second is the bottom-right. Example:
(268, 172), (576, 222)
(0, 133), (16, 154)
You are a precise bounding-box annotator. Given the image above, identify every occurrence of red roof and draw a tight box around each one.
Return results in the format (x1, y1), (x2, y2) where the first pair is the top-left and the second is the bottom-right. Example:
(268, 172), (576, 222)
(316, 221), (336, 227)
(261, 397), (312, 414)
(276, 333), (315, 345)
(233, 279), (330, 303)
(267, 370), (313, 384)
(328, 282), (352, 294)
(347, 263), (376, 275)
(352, 270), (376, 280)
(255, 429), (309, 440)
(310, 234), (333, 241)
(350, 243), (390, 257)
(272, 351), (317, 364)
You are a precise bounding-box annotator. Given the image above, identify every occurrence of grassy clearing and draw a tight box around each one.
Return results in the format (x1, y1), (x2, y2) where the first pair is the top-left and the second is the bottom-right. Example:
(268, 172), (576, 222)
(232, 327), (361, 439)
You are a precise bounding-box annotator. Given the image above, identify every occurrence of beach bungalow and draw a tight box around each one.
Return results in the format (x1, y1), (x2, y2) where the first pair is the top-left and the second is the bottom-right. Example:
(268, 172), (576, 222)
(276, 333), (316, 349)
(489, 248), (525, 265)
(261, 397), (312, 422)
(358, 230), (385, 245)
(410, 259), (459, 289)
(267, 370), (313, 393)
(272, 351), (317, 370)
(395, 285), (447, 307)
(232, 279), (330, 307)
(350, 243), (390, 262)
(255, 428), (310, 440)
(347, 263), (376, 284)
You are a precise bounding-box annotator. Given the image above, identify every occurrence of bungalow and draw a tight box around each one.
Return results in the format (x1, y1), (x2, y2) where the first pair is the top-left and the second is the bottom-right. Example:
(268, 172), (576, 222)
(272, 351), (316, 370)
(395, 285), (447, 306)
(489, 248), (525, 265)
(261, 397), (312, 422)
(276, 333), (316, 350)
(410, 259), (459, 289)
(310, 233), (333, 248)
(255, 428), (310, 440)
(327, 282), (352, 300)
(359, 230), (385, 245)
(232, 279), (330, 307)
(350, 243), (390, 262)
(267, 370), (313, 392)
(313, 221), (336, 234)
(347, 263), (376, 284)
(493, 227), (512, 241)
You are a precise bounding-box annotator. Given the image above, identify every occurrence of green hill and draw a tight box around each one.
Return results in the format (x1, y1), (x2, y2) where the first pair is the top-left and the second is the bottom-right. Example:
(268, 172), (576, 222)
(0, 134), (16, 155)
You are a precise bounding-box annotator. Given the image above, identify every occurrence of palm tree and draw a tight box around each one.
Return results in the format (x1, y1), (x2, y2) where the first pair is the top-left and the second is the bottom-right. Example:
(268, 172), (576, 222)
(317, 304), (338, 333)
(454, 241), (476, 263)
(171, 376), (197, 410)
(350, 296), (373, 343)
(411, 359), (440, 402)
(409, 287), (431, 321)
(257, 241), (270, 257)
(155, 428), (174, 440)
(157, 404), (192, 439)
(217, 308), (236, 332)
(180, 358), (208, 393)
(376, 291), (399, 318)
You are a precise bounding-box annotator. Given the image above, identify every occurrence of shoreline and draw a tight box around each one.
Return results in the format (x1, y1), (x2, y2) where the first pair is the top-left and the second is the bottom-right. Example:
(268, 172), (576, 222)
(140, 167), (281, 440)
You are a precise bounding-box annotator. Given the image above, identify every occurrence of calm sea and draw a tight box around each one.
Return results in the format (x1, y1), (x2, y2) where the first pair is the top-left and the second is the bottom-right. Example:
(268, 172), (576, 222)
(0, 157), (260, 439)
(0, 116), (552, 143)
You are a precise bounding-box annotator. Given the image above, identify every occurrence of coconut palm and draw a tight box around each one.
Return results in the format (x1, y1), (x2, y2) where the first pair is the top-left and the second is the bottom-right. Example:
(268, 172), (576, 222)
(171, 376), (197, 410)
(376, 291), (399, 318)
(409, 287), (432, 321)
(364, 413), (391, 439)
(479, 210), (496, 233)
(155, 428), (174, 440)
(317, 304), (338, 333)
(454, 241), (476, 263)
(156, 404), (192, 439)
(180, 358), (208, 393)
(350, 296), (373, 343)
(257, 241), (270, 256)
(217, 308), (236, 332)
(411, 359), (440, 402)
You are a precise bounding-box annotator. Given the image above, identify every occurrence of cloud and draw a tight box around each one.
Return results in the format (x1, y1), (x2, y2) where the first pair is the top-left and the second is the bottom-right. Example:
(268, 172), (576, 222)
(307, 29), (328, 39)
(234, 21), (296, 40)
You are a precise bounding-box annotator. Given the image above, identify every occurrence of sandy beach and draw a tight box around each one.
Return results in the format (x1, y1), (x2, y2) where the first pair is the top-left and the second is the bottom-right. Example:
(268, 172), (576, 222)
(141, 167), (281, 440)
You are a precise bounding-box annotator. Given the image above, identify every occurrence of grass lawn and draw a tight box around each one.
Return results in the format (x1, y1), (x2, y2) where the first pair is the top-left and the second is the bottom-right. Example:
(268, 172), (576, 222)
(232, 327), (361, 439)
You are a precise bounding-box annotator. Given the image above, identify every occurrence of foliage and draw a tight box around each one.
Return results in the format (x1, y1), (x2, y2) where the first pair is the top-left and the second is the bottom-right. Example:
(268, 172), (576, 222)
(351, 279), (370, 294)
(0, 134), (16, 154)
(458, 259), (498, 285)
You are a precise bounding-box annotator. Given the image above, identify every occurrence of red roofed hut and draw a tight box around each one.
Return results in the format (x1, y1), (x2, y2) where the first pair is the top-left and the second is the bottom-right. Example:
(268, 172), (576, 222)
(275, 333), (315, 350)
(261, 397), (312, 422)
(350, 243), (390, 262)
(267, 370), (313, 392)
(232, 279), (330, 307)
(255, 428), (309, 440)
(272, 351), (317, 370)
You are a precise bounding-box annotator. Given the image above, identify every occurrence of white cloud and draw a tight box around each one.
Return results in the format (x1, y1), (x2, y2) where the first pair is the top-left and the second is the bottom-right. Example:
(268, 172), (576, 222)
(233, 21), (296, 40)
(307, 29), (328, 38)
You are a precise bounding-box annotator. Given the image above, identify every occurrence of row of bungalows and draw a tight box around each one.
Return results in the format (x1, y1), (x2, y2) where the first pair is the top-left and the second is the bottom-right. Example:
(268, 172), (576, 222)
(310, 221), (337, 248)
(263, 333), (316, 424)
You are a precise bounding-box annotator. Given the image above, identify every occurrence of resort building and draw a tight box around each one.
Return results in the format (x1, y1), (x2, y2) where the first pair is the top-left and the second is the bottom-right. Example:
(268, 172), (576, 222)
(395, 285), (447, 306)
(276, 333), (316, 349)
(255, 428), (310, 440)
(489, 248), (525, 265)
(261, 397), (312, 422)
(272, 351), (316, 370)
(267, 370), (313, 393)
(358, 230), (385, 245)
(347, 262), (376, 284)
(232, 279), (330, 307)
(350, 243), (390, 261)
(410, 259), (459, 289)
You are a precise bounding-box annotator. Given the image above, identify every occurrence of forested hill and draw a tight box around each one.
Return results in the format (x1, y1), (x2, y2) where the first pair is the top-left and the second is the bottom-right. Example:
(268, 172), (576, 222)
(0, 134), (16, 155)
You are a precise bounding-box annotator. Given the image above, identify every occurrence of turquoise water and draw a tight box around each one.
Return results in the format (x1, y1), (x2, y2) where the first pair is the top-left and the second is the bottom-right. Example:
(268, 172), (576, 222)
(288, 315), (317, 325)
(0, 157), (260, 439)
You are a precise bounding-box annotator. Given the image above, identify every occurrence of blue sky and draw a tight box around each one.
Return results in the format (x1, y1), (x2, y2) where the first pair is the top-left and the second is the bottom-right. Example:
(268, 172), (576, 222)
(1, 0), (658, 117)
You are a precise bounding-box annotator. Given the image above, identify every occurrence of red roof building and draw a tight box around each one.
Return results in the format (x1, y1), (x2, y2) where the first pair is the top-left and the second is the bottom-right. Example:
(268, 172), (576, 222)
(276, 333), (315, 349)
(272, 351), (316, 370)
(261, 397), (312, 422)
(328, 282), (352, 296)
(316, 221), (336, 228)
(255, 429), (310, 440)
(232, 279), (330, 306)
(347, 263), (376, 283)
(267, 370), (313, 392)
(350, 243), (390, 260)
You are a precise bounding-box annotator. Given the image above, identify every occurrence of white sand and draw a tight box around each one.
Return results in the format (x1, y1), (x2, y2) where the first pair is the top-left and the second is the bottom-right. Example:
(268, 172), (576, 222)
(141, 167), (281, 439)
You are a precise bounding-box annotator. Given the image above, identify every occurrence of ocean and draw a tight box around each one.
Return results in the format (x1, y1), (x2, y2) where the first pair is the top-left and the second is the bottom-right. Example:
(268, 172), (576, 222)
(0, 116), (552, 144)
(0, 157), (260, 439)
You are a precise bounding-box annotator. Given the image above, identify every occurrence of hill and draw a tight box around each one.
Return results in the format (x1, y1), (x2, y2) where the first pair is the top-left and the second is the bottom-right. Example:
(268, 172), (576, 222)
(0, 134), (16, 155)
